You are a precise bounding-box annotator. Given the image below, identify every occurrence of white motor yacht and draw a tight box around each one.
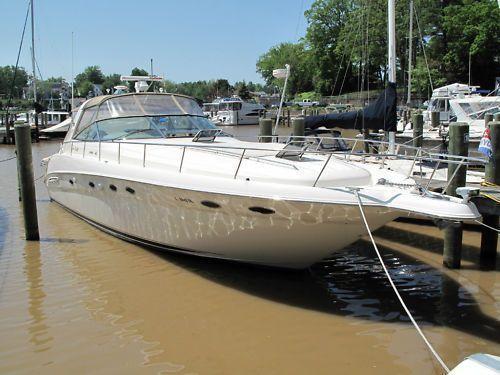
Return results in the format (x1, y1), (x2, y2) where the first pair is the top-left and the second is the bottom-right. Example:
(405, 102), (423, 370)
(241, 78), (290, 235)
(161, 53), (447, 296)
(397, 84), (500, 150)
(45, 92), (480, 269)
(205, 97), (265, 125)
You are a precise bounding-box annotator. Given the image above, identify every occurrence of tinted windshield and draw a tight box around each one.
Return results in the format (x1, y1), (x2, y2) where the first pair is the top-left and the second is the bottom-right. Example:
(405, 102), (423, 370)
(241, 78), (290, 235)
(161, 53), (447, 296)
(458, 101), (500, 119)
(75, 115), (219, 141)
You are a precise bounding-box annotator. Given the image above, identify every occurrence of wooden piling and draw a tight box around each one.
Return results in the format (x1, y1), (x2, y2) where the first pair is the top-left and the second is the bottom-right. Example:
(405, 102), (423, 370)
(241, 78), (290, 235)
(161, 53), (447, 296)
(5, 114), (12, 144)
(34, 113), (40, 142)
(430, 111), (439, 128)
(443, 122), (468, 269)
(14, 124), (39, 241)
(480, 121), (500, 265)
(259, 118), (272, 143)
(292, 117), (305, 144)
(484, 113), (493, 127)
(412, 113), (423, 149)
(363, 128), (370, 153)
(494, 113), (500, 122)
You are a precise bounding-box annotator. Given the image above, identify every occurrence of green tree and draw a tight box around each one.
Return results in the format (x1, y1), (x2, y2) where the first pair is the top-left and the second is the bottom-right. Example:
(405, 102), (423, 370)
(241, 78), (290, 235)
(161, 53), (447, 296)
(128, 68), (150, 91)
(234, 81), (252, 100)
(102, 74), (122, 93)
(256, 42), (314, 96)
(131, 67), (149, 76)
(0, 65), (29, 99)
(75, 66), (105, 97)
(439, 0), (499, 89)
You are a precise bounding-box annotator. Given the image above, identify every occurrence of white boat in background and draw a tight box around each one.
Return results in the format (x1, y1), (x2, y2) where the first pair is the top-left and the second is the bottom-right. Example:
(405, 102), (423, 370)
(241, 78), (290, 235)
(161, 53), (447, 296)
(204, 96), (265, 125)
(398, 83), (500, 149)
(44, 92), (480, 269)
(40, 116), (72, 137)
(423, 83), (479, 124)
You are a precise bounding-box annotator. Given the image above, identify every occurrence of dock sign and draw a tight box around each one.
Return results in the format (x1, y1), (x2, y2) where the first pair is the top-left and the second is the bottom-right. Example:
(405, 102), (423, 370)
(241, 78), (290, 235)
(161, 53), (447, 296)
(478, 128), (492, 158)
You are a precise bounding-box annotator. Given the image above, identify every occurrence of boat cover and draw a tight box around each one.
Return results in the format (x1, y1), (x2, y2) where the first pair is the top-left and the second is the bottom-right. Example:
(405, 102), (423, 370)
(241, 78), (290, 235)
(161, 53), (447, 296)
(304, 83), (397, 131)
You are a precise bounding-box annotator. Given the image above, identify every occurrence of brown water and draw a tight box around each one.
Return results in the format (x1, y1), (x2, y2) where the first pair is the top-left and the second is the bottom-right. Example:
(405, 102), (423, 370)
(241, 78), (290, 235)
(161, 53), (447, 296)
(0, 131), (499, 374)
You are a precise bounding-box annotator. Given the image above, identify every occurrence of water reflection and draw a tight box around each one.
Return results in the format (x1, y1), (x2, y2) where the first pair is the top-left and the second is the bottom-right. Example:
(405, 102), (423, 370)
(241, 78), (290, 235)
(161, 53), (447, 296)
(24, 242), (53, 352)
(150, 240), (500, 344)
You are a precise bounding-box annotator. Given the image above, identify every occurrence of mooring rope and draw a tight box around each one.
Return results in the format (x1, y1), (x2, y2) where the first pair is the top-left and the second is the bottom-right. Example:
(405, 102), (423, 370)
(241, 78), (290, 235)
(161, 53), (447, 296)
(352, 189), (450, 373)
(474, 219), (500, 234)
(0, 155), (17, 163)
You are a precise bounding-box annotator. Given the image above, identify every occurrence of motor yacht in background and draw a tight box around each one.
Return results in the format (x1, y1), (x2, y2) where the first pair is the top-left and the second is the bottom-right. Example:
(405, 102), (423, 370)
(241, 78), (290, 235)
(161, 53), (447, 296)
(204, 96), (265, 125)
(397, 83), (500, 150)
(44, 92), (480, 269)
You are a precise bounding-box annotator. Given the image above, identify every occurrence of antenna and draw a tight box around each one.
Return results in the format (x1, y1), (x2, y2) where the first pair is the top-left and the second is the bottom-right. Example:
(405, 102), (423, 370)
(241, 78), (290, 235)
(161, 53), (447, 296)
(71, 31), (74, 111)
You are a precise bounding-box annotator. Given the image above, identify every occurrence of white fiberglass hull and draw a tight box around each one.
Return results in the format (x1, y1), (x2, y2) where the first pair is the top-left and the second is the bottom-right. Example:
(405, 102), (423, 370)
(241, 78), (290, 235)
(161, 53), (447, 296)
(46, 171), (399, 268)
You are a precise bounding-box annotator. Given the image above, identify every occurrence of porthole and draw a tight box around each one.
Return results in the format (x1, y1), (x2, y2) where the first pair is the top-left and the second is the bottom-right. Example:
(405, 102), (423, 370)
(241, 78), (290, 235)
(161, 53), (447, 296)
(248, 206), (275, 215)
(88, 182), (95, 188)
(109, 184), (117, 191)
(126, 187), (135, 194)
(69, 179), (74, 185)
(201, 200), (220, 209)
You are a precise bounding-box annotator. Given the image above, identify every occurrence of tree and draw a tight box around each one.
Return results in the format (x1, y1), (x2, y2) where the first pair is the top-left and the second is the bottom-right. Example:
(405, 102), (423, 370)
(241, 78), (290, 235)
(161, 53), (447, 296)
(131, 67), (149, 76)
(439, 0), (499, 89)
(75, 66), (105, 97)
(256, 42), (314, 96)
(0, 65), (28, 99)
(234, 81), (252, 100)
(128, 67), (150, 91)
(304, 0), (354, 95)
(102, 74), (122, 93)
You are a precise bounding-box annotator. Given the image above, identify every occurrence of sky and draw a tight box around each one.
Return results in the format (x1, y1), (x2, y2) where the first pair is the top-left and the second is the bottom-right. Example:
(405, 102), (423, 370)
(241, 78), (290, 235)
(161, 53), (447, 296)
(0, 0), (314, 84)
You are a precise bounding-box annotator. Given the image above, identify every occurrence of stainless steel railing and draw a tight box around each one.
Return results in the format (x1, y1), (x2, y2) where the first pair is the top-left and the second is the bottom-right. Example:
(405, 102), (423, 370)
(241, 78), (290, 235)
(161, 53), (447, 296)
(63, 134), (487, 191)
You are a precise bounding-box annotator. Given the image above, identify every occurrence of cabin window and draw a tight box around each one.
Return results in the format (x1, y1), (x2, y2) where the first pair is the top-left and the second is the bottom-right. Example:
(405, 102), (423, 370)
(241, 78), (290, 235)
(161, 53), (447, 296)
(74, 106), (98, 135)
(97, 117), (162, 141)
(75, 123), (100, 141)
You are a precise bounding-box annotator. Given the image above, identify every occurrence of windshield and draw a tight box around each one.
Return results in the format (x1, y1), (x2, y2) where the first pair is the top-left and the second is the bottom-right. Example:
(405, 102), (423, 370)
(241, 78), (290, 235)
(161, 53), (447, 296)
(74, 115), (220, 141)
(457, 101), (500, 119)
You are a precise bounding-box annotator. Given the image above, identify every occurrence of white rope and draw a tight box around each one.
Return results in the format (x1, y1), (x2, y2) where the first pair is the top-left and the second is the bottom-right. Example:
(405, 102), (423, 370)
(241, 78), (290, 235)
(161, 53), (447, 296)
(474, 219), (500, 233)
(352, 189), (450, 373)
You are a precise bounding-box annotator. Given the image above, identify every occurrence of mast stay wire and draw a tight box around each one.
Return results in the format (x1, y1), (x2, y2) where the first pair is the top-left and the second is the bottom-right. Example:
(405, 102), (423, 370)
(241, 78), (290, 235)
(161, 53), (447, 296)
(5, 0), (31, 120)
(413, 3), (433, 93)
(330, 9), (364, 98)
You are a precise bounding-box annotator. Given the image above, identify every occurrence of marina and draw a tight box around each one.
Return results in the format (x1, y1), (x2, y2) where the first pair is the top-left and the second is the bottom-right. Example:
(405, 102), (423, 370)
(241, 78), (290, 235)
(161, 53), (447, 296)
(1, 0), (499, 373)
(0, 136), (499, 374)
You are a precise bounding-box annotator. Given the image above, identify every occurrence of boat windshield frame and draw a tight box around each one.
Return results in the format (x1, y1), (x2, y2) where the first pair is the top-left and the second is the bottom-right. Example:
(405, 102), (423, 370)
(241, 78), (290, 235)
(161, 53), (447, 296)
(72, 93), (207, 140)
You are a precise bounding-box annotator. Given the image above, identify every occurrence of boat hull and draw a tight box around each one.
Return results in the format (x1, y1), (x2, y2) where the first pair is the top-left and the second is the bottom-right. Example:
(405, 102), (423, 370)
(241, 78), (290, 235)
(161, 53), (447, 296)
(46, 172), (399, 268)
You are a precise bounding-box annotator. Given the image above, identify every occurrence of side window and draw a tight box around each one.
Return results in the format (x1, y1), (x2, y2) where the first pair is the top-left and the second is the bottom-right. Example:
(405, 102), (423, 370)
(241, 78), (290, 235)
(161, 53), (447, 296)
(75, 123), (100, 141)
(74, 106), (98, 137)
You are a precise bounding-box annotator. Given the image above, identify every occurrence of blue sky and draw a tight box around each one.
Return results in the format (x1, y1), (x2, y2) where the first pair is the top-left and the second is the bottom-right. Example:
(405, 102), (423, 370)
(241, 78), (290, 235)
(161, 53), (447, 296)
(0, 0), (314, 84)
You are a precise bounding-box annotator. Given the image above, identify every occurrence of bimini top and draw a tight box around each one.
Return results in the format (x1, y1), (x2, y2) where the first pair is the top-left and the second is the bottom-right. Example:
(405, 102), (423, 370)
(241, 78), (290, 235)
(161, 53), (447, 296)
(69, 93), (214, 141)
(81, 93), (203, 118)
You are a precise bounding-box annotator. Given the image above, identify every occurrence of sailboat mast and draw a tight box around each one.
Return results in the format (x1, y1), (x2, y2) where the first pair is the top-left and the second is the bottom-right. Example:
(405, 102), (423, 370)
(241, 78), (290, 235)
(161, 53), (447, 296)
(387, 0), (396, 151)
(388, 0), (396, 84)
(30, 0), (37, 102)
(406, 0), (413, 105)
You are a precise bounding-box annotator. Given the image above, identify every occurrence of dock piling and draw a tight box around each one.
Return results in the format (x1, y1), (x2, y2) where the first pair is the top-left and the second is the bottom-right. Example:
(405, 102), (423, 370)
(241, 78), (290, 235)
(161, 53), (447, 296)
(443, 122), (468, 269)
(259, 118), (272, 143)
(14, 124), (39, 241)
(430, 111), (439, 128)
(480, 121), (499, 265)
(484, 113), (493, 127)
(412, 113), (423, 149)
